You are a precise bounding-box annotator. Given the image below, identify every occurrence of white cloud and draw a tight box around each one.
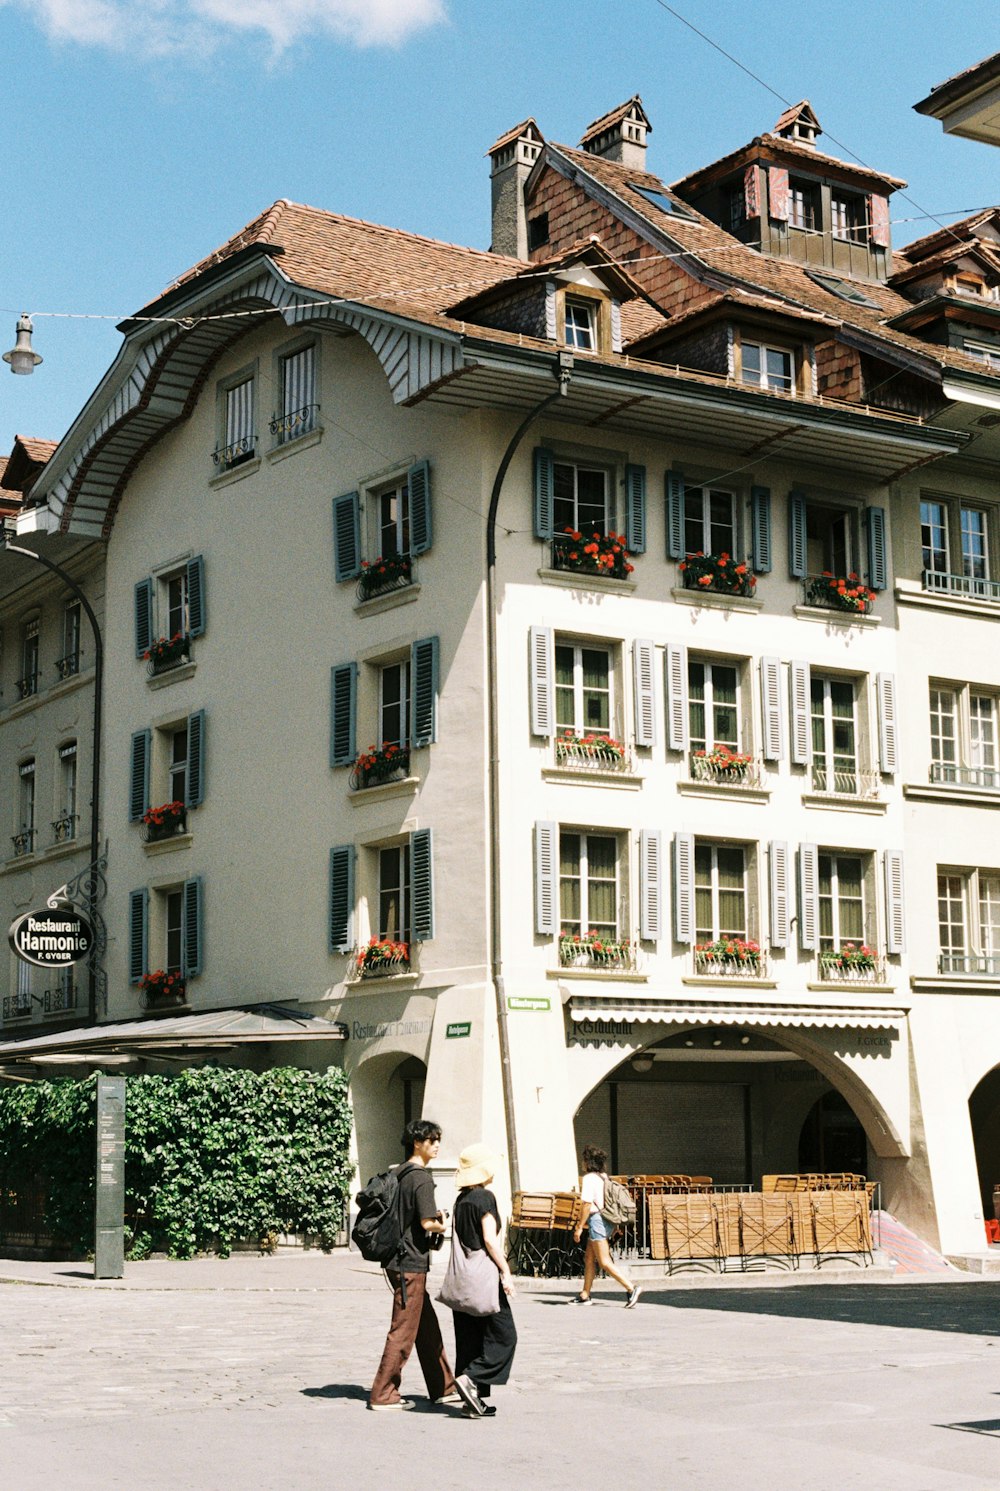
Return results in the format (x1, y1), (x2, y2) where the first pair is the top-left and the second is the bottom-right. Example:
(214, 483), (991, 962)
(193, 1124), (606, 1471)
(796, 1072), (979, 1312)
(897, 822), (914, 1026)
(4, 0), (447, 54)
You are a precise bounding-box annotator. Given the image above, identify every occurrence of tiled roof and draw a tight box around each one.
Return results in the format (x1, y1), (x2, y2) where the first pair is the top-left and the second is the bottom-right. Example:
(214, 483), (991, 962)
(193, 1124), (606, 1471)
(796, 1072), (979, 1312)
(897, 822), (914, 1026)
(671, 134), (907, 195)
(487, 118), (543, 155)
(896, 208), (1000, 263)
(579, 96), (650, 146)
(1, 435), (57, 496)
(772, 100), (821, 137)
(16, 436), (57, 463)
(914, 51), (1000, 112)
(890, 237), (1000, 286)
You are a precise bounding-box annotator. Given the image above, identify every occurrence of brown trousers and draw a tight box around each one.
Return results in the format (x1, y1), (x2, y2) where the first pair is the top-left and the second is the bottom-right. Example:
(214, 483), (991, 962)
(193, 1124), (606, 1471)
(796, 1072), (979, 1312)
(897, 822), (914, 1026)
(370, 1271), (456, 1406)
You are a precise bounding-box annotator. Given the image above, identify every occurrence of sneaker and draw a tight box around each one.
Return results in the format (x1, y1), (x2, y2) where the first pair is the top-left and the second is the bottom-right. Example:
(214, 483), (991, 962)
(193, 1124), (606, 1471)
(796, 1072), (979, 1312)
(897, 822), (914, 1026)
(463, 1403), (497, 1418)
(454, 1373), (486, 1417)
(569, 1294), (592, 1305)
(625, 1285), (642, 1309)
(368, 1399), (414, 1412)
(434, 1390), (463, 1406)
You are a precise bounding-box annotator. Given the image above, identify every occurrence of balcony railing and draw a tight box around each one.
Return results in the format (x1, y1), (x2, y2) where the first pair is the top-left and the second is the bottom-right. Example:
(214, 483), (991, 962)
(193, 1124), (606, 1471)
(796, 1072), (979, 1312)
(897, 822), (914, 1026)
(929, 761), (1000, 791)
(141, 806), (187, 843)
(693, 945), (767, 980)
(818, 951), (886, 984)
(555, 736), (634, 774)
(938, 953), (1000, 977)
(212, 437), (255, 472)
(2, 996), (32, 1021)
(550, 534), (634, 581)
(43, 982), (77, 1014)
(350, 748), (411, 791)
(689, 751), (766, 789)
(16, 672), (39, 700)
(357, 555), (414, 603)
(559, 938), (637, 972)
(809, 766), (880, 799)
(11, 829), (36, 857)
(802, 575), (875, 615)
(923, 569), (1000, 603)
(270, 403), (319, 445)
(51, 814), (78, 845)
(145, 635), (191, 676)
(54, 652), (80, 681)
(344, 942), (412, 982)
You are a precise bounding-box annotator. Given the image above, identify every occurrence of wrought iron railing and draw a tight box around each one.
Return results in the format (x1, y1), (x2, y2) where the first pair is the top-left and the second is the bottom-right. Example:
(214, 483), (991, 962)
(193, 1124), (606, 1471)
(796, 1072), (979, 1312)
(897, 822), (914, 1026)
(51, 814), (78, 844)
(54, 652), (80, 681)
(929, 761), (1000, 790)
(11, 829), (36, 857)
(269, 404), (319, 445)
(938, 953), (1000, 976)
(802, 576), (874, 615)
(140, 976), (188, 1011)
(43, 982), (77, 1014)
(809, 766), (880, 799)
(141, 808), (187, 843)
(689, 752), (766, 789)
(559, 939), (637, 972)
(212, 436), (255, 471)
(2, 996), (33, 1020)
(146, 635), (191, 676)
(923, 569), (1000, 603)
(818, 952), (886, 984)
(349, 749), (411, 791)
(693, 947), (767, 979)
(356, 556), (414, 603)
(550, 535), (633, 580)
(344, 943), (413, 982)
(16, 672), (39, 700)
(554, 737), (634, 774)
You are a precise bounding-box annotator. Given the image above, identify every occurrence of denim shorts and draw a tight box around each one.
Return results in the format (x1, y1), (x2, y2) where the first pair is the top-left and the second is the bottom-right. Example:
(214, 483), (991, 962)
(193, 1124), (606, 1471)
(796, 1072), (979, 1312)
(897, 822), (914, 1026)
(588, 1210), (612, 1242)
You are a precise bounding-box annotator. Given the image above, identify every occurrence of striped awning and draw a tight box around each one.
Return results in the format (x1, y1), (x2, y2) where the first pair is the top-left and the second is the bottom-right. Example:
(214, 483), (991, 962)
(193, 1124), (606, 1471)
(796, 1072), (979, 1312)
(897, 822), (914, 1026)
(566, 996), (907, 1030)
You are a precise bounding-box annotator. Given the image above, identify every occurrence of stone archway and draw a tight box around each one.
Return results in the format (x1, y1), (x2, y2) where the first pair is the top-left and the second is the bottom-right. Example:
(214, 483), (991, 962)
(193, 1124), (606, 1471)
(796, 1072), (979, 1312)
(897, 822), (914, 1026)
(349, 1050), (428, 1186)
(798, 1090), (869, 1175)
(969, 1064), (1000, 1223)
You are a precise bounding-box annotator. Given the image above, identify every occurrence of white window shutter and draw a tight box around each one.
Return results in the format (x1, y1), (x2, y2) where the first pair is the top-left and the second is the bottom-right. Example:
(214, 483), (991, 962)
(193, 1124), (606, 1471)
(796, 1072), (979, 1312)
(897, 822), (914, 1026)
(640, 829), (662, 942)
(672, 832), (695, 945)
(789, 661), (812, 767)
(664, 643), (688, 753)
(633, 640), (657, 748)
(769, 841), (790, 948)
(798, 843), (819, 951)
(529, 626), (554, 738)
(884, 850), (905, 954)
(877, 673), (898, 775)
(534, 821), (558, 935)
(760, 657), (784, 762)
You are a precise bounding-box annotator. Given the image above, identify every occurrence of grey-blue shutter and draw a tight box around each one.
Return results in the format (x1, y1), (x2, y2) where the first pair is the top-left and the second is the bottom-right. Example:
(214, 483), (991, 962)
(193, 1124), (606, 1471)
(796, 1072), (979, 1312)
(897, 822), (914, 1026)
(128, 887), (148, 983)
(750, 486), (772, 573)
(866, 506), (887, 591)
(129, 729), (151, 822)
(534, 447), (555, 541)
(182, 875), (203, 977)
(665, 471), (685, 559)
(333, 491), (362, 581)
(330, 663), (358, 767)
(625, 463), (647, 554)
(134, 578), (153, 657)
(410, 636), (439, 748)
(186, 709), (206, 808)
(410, 828), (435, 942)
(186, 555), (206, 637)
(408, 460), (432, 556)
(328, 845), (355, 953)
(788, 491), (807, 578)
(534, 821), (558, 935)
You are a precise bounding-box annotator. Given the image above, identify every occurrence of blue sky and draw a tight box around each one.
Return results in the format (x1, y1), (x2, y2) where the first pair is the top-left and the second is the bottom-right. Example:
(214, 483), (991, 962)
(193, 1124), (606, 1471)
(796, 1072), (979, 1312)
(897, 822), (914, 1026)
(2, 0), (997, 445)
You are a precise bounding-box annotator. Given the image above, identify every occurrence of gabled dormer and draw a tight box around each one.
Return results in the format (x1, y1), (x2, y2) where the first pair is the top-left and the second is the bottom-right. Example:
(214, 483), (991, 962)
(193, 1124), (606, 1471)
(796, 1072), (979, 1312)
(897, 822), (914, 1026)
(887, 210), (1000, 363)
(671, 103), (906, 283)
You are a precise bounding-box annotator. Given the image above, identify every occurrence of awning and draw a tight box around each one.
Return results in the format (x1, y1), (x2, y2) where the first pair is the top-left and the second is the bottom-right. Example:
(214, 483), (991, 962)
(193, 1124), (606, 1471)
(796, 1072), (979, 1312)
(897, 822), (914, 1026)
(566, 996), (907, 1031)
(0, 1004), (348, 1068)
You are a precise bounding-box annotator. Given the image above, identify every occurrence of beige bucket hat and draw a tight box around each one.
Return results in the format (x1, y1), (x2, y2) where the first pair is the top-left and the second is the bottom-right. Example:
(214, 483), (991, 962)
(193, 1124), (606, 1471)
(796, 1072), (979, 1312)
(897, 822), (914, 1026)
(454, 1143), (499, 1189)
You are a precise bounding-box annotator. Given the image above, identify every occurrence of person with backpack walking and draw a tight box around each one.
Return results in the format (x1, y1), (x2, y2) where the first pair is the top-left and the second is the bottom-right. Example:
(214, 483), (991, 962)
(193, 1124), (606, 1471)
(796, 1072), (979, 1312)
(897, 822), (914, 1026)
(444, 1144), (517, 1419)
(570, 1144), (641, 1308)
(367, 1119), (459, 1411)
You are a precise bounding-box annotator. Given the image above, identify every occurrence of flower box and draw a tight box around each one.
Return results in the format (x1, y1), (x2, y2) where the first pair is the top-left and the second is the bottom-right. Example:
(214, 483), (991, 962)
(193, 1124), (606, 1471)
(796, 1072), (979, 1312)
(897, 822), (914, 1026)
(552, 530), (635, 581)
(355, 938), (410, 978)
(140, 970), (187, 1008)
(819, 944), (880, 981)
(555, 731), (629, 771)
(805, 574), (875, 615)
(144, 633), (190, 675)
(694, 938), (763, 978)
(691, 745), (756, 784)
(559, 932), (634, 970)
(358, 554), (413, 601)
(351, 744), (411, 790)
(141, 801), (187, 842)
(680, 552), (756, 598)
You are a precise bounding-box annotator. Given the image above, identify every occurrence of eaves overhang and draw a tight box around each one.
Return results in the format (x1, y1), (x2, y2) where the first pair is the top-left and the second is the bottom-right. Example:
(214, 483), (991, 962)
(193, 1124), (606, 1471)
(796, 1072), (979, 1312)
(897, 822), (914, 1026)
(430, 339), (966, 483)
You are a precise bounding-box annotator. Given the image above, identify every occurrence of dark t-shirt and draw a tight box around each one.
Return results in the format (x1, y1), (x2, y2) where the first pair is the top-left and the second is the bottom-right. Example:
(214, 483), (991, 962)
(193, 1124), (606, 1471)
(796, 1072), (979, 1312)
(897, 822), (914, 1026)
(454, 1186), (501, 1252)
(396, 1161), (439, 1274)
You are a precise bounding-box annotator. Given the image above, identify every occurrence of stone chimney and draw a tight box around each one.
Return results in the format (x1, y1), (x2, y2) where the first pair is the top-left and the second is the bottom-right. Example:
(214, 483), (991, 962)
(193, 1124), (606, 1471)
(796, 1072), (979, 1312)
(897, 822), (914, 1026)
(580, 96), (651, 171)
(488, 119), (545, 259)
(772, 100), (822, 149)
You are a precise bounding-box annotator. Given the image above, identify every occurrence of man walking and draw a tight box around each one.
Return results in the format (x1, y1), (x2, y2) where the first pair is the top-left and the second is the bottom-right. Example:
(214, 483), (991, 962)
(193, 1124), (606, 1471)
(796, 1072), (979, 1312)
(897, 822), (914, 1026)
(369, 1119), (458, 1411)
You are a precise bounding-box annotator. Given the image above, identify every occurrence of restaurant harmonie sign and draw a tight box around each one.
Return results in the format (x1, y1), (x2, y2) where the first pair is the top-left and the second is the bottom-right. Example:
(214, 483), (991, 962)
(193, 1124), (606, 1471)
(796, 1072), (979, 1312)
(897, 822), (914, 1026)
(9, 904), (94, 968)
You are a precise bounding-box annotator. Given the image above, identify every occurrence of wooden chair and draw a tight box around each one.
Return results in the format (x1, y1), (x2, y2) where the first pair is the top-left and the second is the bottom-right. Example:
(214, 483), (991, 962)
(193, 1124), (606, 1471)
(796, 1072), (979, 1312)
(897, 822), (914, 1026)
(507, 1192), (557, 1276)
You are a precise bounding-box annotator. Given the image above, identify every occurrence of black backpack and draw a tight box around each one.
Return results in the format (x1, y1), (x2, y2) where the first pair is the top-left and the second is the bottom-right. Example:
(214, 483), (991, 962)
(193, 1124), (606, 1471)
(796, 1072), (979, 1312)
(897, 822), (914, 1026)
(351, 1162), (415, 1267)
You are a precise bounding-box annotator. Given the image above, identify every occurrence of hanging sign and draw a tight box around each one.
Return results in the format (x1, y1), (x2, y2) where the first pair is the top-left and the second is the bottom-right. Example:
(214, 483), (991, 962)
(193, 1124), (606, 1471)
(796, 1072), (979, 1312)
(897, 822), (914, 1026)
(9, 902), (94, 968)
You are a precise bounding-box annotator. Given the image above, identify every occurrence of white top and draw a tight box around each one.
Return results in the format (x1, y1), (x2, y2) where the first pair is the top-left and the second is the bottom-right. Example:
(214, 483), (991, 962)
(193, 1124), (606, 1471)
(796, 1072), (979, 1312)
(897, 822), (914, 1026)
(581, 1172), (605, 1215)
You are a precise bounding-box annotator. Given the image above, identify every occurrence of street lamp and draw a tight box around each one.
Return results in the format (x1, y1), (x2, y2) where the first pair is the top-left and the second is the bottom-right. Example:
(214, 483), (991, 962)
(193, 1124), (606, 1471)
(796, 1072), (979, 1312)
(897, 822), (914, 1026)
(3, 315), (42, 375)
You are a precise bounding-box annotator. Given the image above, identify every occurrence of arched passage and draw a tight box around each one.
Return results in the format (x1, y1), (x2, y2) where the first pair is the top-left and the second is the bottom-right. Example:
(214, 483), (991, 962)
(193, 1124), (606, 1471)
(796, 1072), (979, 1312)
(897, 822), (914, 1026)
(573, 1026), (882, 1186)
(349, 1051), (428, 1185)
(969, 1064), (1000, 1222)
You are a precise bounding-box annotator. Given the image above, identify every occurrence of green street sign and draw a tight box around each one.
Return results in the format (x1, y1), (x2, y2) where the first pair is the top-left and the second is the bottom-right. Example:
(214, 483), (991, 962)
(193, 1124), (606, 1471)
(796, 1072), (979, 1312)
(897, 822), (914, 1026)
(446, 1021), (472, 1039)
(507, 996), (550, 1012)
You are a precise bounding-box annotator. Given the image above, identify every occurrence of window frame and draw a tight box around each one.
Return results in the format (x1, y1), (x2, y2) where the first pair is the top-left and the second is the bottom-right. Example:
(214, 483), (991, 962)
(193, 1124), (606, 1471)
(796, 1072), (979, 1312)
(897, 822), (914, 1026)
(551, 454), (615, 536)
(920, 499), (949, 575)
(378, 658), (412, 750)
(739, 338), (795, 394)
(929, 679), (1000, 786)
(214, 361), (258, 472)
(682, 483), (738, 558)
(18, 758), (36, 838)
(558, 828), (624, 941)
(810, 674), (860, 794)
(788, 179), (819, 231)
(937, 867), (1000, 967)
(58, 740), (78, 832)
(688, 656), (744, 754)
(20, 615), (40, 697)
(830, 193), (865, 242)
(377, 842), (411, 944)
(693, 839), (751, 943)
(554, 637), (618, 739)
(272, 337), (319, 448)
(556, 286), (611, 356)
(817, 850), (870, 950)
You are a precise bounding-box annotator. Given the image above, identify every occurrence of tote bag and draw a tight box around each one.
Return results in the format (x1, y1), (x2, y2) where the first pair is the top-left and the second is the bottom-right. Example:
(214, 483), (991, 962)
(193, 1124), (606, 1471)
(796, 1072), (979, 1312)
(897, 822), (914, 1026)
(437, 1227), (501, 1317)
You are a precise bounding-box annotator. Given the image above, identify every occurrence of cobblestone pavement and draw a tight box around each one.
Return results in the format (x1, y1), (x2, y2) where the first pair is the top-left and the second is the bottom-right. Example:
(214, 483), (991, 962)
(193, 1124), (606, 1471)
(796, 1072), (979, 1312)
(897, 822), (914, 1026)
(2, 1258), (1000, 1490)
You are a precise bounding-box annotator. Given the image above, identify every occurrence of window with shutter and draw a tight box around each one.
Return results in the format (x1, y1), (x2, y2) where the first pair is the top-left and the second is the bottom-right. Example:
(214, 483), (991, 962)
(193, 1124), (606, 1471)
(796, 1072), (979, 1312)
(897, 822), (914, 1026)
(625, 464), (646, 554)
(789, 661), (811, 767)
(665, 643), (688, 753)
(769, 841), (789, 947)
(333, 492), (362, 582)
(134, 579), (154, 658)
(672, 832), (695, 944)
(640, 829), (662, 942)
(751, 486), (772, 573)
(128, 888), (149, 983)
(883, 850), (905, 954)
(877, 673), (898, 775)
(410, 828), (435, 942)
(760, 658), (784, 762)
(665, 471), (685, 560)
(186, 710), (206, 808)
(534, 821), (558, 935)
(330, 662), (358, 768)
(410, 637), (439, 748)
(129, 730), (151, 822)
(632, 640), (657, 748)
(182, 876), (203, 977)
(529, 626), (554, 738)
(798, 843), (819, 951)
(186, 556), (206, 638)
(533, 448), (555, 541)
(329, 845), (356, 953)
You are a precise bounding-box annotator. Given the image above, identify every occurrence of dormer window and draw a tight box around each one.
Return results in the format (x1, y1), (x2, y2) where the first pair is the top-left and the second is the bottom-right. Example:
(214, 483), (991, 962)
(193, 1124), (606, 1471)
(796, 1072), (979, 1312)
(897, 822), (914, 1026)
(565, 298), (597, 351)
(740, 340), (794, 393)
(954, 274), (985, 298)
(788, 180), (819, 231)
(831, 195), (865, 242)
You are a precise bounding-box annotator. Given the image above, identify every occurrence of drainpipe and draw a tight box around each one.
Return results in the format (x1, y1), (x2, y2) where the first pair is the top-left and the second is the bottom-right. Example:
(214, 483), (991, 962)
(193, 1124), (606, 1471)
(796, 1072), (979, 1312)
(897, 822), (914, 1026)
(487, 352), (573, 1195)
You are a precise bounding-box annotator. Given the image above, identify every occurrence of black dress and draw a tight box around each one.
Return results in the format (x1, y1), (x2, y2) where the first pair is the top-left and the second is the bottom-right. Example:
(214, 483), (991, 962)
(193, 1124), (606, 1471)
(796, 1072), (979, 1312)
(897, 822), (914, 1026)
(451, 1186), (517, 1398)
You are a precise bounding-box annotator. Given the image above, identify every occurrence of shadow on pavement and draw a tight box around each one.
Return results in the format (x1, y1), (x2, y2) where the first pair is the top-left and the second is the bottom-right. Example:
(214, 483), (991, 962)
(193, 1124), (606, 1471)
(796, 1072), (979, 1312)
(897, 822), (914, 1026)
(302, 1384), (369, 1402)
(631, 1281), (1000, 1336)
(938, 1419), (1000, 1437)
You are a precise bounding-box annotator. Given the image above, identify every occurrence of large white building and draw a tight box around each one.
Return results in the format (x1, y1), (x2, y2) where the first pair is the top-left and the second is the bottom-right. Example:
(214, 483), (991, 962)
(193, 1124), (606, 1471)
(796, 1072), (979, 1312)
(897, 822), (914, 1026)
(3, 95), (1000, 1256)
